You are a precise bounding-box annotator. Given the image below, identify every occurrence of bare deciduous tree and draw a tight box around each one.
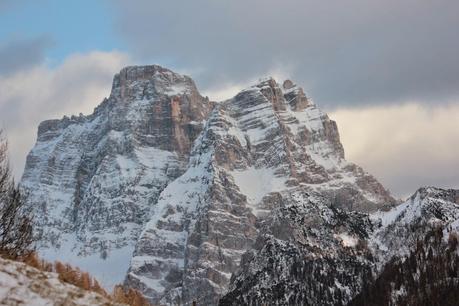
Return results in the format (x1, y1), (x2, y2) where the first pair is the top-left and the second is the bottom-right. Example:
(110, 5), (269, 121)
(0, 130), (34, 258)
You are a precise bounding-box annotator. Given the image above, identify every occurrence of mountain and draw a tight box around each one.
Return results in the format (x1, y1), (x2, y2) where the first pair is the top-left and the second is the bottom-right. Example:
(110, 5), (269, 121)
(21, 65), (213, 288)
(125, 76), (394, 305)
(21, 64), (459, 305)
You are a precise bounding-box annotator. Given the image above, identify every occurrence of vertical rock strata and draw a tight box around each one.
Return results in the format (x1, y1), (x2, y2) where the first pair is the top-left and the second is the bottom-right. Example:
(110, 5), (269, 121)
(124, 76), (394, 304)
(21, 65), (213, 287)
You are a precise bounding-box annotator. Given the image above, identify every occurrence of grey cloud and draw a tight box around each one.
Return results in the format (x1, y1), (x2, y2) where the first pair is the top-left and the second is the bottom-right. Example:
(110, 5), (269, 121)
(0, 51), (129, 179)
(331, 104), (459, 198)
(0, 36), (52, 76)
(112, 0), (459, 107)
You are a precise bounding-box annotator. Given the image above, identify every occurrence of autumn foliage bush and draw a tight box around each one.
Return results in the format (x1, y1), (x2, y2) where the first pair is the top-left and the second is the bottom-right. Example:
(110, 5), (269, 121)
(113, 285), (151, 306)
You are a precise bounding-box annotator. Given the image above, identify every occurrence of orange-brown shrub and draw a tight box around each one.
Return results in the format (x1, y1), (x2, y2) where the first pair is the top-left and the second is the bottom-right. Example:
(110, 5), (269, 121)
(113, 285), (151, 306)
(22, 251), (53, 272)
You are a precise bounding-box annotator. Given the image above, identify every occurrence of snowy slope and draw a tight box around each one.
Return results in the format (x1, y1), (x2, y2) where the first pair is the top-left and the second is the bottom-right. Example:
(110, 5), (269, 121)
(0, 257), (126, 306)
(370, 187), (459, 261)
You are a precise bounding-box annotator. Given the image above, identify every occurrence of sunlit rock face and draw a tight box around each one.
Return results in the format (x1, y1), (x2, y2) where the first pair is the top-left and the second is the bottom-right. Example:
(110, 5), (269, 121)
(22, 65), (396, 304)
(125, 76), (394, 305)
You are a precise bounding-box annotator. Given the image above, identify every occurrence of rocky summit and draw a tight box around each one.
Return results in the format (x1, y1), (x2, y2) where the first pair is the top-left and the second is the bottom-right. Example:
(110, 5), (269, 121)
(21, 65), (213, 288)
(21, 65), (459, 305)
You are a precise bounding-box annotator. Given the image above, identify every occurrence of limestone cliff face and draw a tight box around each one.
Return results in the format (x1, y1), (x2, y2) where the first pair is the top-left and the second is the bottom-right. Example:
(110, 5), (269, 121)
(22, 65), (395, 304)
(21, 65), (213, 287)
(109, 65), (213, 155)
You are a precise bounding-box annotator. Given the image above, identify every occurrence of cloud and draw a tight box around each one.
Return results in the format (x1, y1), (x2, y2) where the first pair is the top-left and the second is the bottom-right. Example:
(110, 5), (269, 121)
(331, 103), (459, 198)
(0, 36), (52, 76)
(0, 51), (130, 178)
(111, 0), (459, 108)
(0, 45), (456, 198)
(201, 63), (295, 101)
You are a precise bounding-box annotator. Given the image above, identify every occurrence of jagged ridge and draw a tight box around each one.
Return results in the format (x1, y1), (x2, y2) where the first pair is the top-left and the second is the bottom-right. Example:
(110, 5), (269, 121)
(221, 187), (459, 305)
(124, 75), (394, 305)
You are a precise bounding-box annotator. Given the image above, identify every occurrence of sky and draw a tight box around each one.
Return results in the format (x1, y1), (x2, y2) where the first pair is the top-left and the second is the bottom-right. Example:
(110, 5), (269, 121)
(0, 0), (458, 198)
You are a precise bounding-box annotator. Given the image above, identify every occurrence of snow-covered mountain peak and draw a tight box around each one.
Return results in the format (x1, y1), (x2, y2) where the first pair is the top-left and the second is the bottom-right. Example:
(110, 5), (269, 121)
(22, 65), (396, 304)
(125, 71), (395, 304)
(110, 65), (200, 102)
(367, 186), (459, 266)
(21, 64), (214, 289)
(240, 76), (312, 112)
(411, 186), (459, 203)
(376, 186), (459, 224)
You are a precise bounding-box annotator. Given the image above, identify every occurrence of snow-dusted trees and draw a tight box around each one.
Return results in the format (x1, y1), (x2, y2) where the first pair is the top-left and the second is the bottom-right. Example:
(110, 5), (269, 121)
(349, 227), (459, 306)
(0, 130), (34, 258)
